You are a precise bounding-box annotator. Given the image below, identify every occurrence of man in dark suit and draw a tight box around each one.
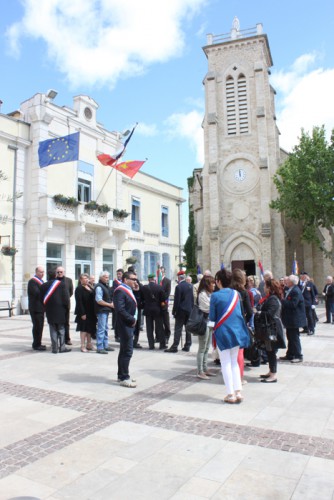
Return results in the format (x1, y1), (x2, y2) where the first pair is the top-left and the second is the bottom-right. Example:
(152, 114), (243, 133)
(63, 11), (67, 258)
(113, 271), (138, 388)
(56, 266), (73, 345)
(322, 276), (334, 323)
(111, 268), (124, 341)
(28, 265), (46, 351)
(280, 274), (307, 363)
(165, 270), (194, 353)
(40, 269), (71, 354)
(160, 266), (171, 345)
(142, 273), (166, 350)
(299, 271), (316, 335)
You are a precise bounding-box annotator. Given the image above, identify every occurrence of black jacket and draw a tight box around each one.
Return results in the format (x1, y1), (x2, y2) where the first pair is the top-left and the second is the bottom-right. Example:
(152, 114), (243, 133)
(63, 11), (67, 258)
(255, 294), (286, 350)
(113, 285), (137, 333)
(142, 282), (165, 318)
(172, 280), (194, 316)
(28, 277), (44, 313)
(281, 285), (306, 328)
(160, 276), (171, 300)
(94, 281), (112, 314)
(40, 280), (69, 324)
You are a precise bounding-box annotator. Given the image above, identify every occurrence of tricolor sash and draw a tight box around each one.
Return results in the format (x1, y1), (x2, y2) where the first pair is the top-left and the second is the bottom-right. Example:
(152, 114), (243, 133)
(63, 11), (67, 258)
(32, 276), (44, 285)
(43, 280), (61, 305)
(114, 284), (137, 306)
(213, 289), (239, 331)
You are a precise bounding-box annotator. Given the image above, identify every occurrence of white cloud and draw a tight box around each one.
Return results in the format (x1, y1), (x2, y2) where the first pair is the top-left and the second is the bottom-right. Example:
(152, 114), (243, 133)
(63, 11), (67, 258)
(272, 54), (334, 151)
(165, 110), (204, 165)
(6, 0), (208, 88)
(136, 122), (158, 137)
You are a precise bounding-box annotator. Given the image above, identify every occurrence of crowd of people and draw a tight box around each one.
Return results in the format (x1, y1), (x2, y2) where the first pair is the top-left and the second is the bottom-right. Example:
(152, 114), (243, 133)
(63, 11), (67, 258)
(27, 264), (330, 397)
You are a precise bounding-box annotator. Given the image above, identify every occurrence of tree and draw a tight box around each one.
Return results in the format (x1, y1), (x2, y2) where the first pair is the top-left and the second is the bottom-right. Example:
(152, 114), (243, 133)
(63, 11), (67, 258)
(271, 126), (334, 263)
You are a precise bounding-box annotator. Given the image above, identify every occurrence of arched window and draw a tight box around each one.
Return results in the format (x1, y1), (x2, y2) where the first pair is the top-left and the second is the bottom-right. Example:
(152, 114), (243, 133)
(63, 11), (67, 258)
(237, 73), (248, 134)
(225, 73), (248, 135)
(131, 249), (142, 280)
(226, 75), (236, 135)
(162, 253), (170, 278)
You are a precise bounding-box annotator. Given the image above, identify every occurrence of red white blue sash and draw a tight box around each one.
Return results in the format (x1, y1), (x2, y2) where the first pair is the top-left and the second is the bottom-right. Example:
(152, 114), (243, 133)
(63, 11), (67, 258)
(32, 276), (44, 285)
(114, 284), (137, 306)
(43, 280), (61, 305)
(213, 289), (239, 331)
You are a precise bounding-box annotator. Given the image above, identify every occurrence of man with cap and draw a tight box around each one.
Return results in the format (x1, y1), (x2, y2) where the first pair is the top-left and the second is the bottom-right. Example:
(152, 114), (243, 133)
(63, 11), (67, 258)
(165, 270), (194, 353)
(142, 273), (166, 349)
(299, 271), (316, 335)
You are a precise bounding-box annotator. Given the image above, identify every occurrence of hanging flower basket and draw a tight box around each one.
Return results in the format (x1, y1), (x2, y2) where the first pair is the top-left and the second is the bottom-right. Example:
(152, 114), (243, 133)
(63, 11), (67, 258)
(1, 246), (18, 256)
(126, 256), (137, 265)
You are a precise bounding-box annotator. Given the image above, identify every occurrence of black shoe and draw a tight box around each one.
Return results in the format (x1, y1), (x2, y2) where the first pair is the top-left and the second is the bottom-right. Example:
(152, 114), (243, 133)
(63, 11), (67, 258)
(154, 338), (159, 343)
(307, 331), (315, 335)
(51, 350), (58, 354)
(182, 347), (190, 352)
(259, 374), (270, 379)
(261, 378), (277, 383)
(323, 321), (330, 323)
(159, 345), (167, 350)
(65, 341), (72, 345)
(33, 345), (46, 351)
(214, 359), (221, 365)
(149, 346), (155, 350)
(165, 347), (177, 353)
(134, 344), (142, 349)
(60, 348), (71, 353)
(279, 356), (292, 361)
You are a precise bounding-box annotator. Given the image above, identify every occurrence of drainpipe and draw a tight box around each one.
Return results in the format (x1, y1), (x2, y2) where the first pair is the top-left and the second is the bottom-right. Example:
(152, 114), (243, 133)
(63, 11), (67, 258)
(176, 202), (182, 265)
(8, 144), (18, 303)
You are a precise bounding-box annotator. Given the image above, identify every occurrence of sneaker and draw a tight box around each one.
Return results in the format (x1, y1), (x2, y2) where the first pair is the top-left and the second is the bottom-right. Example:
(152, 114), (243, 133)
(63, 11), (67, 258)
(119, 379), (137, 388)
(105, 346), (115, 351)
(97, 349), (108, 354)
(197, 372), (209, 380)
(118, 377), (136, 383)
(291, 358), (303, 363)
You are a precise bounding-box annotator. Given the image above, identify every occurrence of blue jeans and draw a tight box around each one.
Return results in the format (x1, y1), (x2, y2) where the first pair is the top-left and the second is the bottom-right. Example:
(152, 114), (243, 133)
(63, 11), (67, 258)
(117, 327), (134, 381)
(96, 312), (109, 350)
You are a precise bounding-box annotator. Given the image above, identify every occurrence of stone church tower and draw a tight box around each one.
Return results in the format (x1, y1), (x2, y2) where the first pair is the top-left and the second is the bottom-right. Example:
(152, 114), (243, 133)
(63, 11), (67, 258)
(191, 20), (286, 277)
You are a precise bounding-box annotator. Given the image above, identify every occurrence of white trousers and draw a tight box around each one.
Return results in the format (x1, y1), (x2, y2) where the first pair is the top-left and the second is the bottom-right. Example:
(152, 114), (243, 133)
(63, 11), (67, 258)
(218, 346), (242, 395)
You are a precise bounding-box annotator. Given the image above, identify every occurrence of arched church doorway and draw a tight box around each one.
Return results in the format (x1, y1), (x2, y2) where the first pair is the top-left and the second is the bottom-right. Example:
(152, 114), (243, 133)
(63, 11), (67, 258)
(231, 260), (256, 276)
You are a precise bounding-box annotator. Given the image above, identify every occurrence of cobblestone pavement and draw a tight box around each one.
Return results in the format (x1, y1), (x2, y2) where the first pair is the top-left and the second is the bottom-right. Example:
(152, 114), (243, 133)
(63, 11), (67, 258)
(1, 309), (334, 499)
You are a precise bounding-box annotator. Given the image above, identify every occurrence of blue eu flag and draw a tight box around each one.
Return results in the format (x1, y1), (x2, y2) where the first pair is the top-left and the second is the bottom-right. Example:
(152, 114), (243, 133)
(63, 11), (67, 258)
(38, 132), (80, 168)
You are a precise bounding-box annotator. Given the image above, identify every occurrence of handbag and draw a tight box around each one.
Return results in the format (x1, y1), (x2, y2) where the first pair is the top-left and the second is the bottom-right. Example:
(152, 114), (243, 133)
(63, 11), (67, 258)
(186, 305), (207, 336)
(254, 312), (277, 343)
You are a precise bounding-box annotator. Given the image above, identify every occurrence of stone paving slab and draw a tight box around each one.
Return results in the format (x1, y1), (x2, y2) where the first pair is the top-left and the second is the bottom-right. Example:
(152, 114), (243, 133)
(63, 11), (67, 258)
(1, 309), (334, 499)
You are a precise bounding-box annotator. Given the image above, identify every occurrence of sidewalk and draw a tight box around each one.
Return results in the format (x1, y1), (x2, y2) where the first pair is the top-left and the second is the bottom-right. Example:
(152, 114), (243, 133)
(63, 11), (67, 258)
(0, 308), (334, 499)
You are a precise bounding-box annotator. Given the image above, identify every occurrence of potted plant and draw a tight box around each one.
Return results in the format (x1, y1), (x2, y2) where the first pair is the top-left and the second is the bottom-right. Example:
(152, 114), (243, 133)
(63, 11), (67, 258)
(84, 200), (99, 211)
(97, 203), (111, 214)
(113, 208), (130, 221)
(53, 194), (79, 207)
(1, 246), (18, 256)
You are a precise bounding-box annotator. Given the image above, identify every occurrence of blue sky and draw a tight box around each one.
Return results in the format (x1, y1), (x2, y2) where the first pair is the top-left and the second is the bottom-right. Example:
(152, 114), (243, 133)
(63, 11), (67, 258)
(1, 0), (334, 240)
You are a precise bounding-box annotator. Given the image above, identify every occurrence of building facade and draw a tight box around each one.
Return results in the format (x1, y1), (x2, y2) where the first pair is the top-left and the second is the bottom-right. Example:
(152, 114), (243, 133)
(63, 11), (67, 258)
(0, 93), (184, 314)
(189, 20), (333, 285)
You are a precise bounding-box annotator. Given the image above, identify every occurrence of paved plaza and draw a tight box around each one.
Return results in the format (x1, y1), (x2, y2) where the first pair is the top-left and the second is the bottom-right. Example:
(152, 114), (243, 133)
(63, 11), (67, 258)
(1, 308), (334, 499)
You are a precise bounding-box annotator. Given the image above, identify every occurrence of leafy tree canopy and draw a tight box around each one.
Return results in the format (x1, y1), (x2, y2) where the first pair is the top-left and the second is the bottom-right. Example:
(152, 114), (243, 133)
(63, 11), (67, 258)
(271, 126), (334, 261)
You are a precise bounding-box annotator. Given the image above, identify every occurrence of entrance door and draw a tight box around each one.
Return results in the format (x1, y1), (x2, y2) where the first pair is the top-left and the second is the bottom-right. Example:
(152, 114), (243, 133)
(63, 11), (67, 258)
(231, 260), (255, 276)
